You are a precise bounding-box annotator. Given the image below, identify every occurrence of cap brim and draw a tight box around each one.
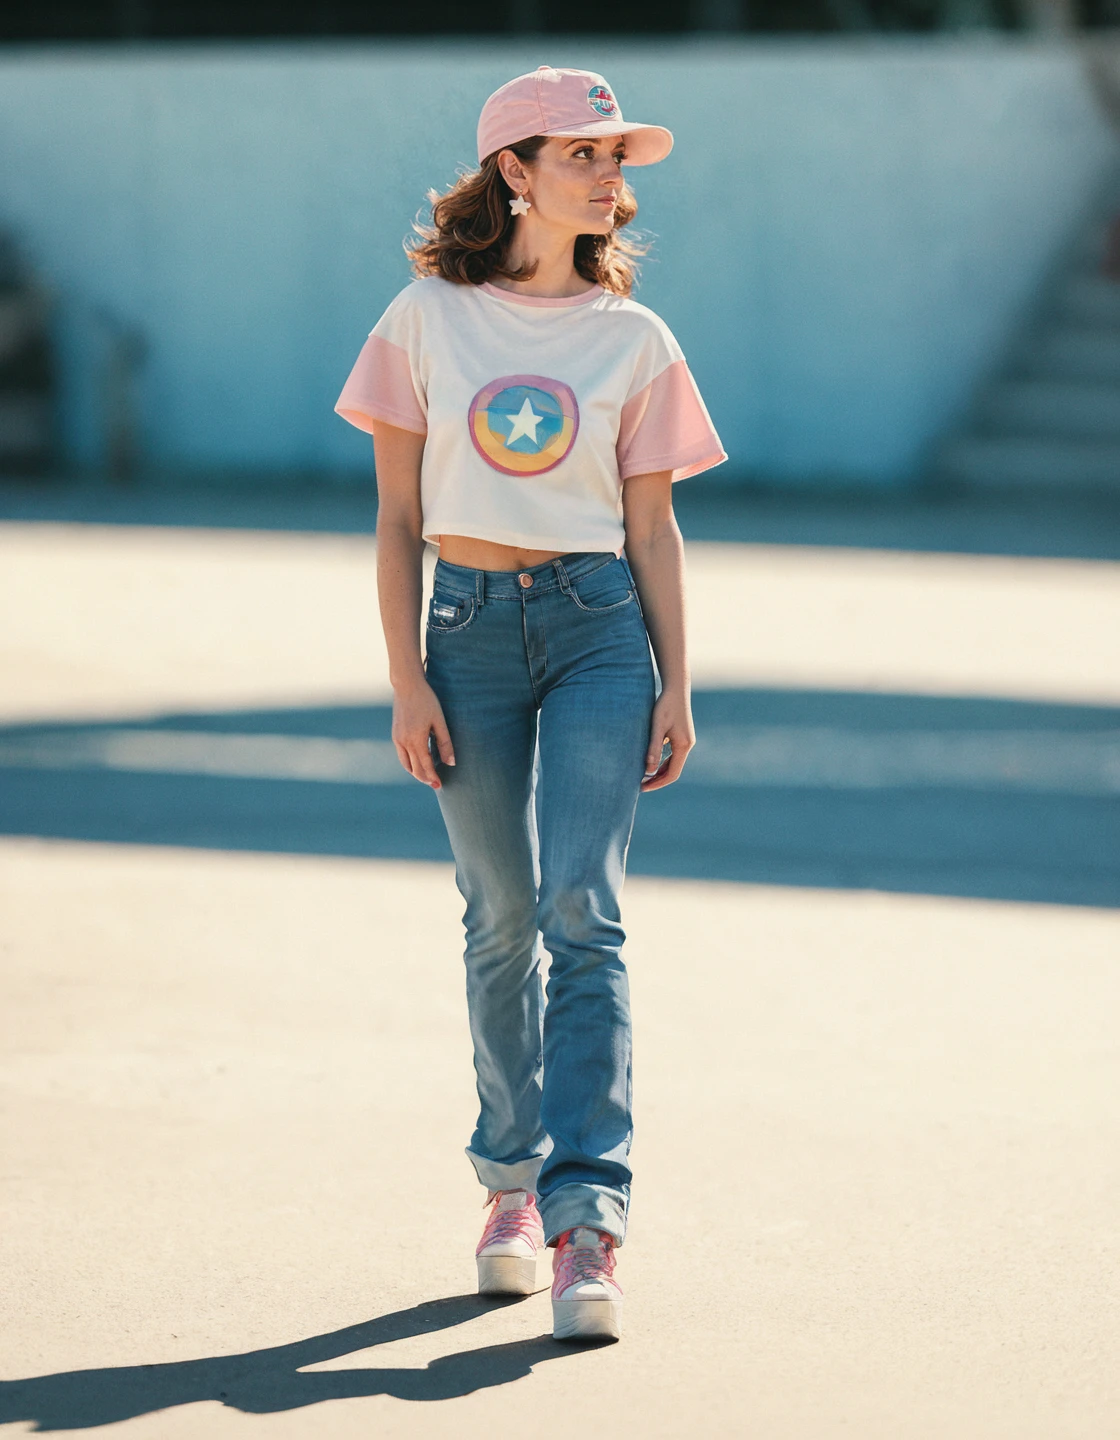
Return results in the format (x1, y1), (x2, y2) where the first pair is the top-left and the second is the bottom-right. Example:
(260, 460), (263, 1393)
(541, 120), (674, 167)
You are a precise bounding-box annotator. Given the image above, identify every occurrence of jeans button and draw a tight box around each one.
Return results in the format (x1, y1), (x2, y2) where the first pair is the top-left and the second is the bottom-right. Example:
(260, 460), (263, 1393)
(518, 573), (534, 588)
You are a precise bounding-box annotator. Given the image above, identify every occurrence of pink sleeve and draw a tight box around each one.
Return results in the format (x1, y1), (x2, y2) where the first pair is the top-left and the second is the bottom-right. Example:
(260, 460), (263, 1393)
(617, 358), (727, 482)
(334, 334), (426, 436)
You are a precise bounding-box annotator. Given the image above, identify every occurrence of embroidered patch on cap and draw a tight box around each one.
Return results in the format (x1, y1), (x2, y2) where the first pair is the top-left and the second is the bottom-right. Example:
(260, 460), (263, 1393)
(587, 84), (619, 118)
(468, 375), (580, 477)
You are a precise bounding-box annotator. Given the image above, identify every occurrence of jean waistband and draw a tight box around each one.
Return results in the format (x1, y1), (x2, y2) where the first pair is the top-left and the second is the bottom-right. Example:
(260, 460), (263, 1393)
(431, 550), (623, 602)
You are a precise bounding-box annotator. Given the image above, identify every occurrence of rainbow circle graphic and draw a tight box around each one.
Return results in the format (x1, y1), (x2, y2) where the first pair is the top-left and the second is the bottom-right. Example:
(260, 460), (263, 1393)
(467, 374), (580, 477)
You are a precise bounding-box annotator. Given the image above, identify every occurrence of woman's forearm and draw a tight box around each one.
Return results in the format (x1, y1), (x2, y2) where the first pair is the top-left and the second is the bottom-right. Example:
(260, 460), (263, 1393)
(625, 514), (690, 695)
(369, 423), (452, 788)
(370, 420), (429, 693)
(376, 517), (428, 691)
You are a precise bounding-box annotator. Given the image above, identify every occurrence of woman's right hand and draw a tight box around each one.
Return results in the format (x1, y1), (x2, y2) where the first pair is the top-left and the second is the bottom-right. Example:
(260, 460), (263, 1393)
(391, 679), (456, 790)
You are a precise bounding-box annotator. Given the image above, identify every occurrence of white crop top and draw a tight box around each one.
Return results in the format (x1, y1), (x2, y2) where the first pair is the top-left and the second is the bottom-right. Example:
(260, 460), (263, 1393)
(335, 275), (727, 553)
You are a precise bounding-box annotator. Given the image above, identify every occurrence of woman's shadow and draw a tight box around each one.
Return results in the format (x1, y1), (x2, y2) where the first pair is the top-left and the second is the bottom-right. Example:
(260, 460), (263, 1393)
(0, 1294), (594, 1431)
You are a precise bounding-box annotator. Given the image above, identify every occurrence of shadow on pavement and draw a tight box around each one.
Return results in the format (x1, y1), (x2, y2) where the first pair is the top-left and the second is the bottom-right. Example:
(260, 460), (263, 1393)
(4, 477), (1120, 559)
(0, 1295), (589, 1430)
(2, 689), (1117, 907)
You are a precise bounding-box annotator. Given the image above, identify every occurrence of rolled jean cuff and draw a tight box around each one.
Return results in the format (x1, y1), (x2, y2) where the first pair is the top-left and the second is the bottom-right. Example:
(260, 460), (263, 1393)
(539, 1183), (627, 1249)
(465, 1147), (545, 1196)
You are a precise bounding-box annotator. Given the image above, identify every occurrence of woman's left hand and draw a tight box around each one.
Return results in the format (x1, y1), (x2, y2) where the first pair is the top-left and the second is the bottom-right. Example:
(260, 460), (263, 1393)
(641, 688), (695, 792)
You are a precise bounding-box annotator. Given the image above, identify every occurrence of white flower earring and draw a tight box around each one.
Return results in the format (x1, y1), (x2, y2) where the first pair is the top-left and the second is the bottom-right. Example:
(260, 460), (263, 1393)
(509, 191), (532, 216)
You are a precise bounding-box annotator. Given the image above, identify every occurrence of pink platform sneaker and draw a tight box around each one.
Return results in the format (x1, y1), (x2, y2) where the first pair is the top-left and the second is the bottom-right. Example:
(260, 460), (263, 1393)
(551, 1227), (623, 1341)
(475, 1189), (547, 1296)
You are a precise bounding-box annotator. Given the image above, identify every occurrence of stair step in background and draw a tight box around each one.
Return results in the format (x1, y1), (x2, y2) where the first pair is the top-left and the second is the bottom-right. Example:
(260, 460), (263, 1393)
(1021, 328), (1120, 383)
(0, 394), (50, 461)
(1054, 274), (1120, 327)
(981, 380), (1120, 441)
(1068, 217), (1118, 269)
(0, 234), (52, 473)
(939, 437), (1120, 489)
(930, 167), (1120, 490)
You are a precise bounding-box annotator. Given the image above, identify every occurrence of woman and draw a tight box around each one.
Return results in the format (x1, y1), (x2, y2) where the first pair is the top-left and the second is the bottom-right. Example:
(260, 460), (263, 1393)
(335, 64), (726, 1343)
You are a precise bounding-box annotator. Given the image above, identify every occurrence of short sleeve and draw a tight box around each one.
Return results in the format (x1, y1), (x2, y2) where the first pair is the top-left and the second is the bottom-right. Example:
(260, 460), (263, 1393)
(334, 287), (427, 436)
(616, 320), (727, 482)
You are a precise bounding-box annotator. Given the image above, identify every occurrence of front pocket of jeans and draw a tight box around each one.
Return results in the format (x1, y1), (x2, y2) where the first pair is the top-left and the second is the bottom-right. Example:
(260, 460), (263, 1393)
(566, 565), (635, 613)
(568, 588), (634, 614)
(426, 594), (476, 633)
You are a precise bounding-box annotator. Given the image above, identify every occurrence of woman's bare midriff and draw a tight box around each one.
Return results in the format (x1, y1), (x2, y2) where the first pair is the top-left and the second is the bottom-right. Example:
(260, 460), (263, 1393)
(436, 534), (568, 571)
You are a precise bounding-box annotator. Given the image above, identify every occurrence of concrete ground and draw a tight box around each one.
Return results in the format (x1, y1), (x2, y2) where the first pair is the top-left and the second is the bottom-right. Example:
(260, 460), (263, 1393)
(1, 485), (1118, 1437)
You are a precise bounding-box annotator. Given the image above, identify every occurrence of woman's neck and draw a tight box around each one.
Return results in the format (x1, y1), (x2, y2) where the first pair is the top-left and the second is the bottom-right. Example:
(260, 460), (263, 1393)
(490, 228), (596, 300)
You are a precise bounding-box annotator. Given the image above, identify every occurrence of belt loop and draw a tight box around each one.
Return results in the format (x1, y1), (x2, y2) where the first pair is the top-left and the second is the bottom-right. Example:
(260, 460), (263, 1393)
(553, 557), (571, 594)
(475, 570), (485, 607)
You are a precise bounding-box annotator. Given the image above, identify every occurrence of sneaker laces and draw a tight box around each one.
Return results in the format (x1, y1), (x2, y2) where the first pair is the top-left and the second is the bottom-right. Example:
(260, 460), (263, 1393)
(556, 1229), (615, 1287)
(480, 1190), (539, 1248)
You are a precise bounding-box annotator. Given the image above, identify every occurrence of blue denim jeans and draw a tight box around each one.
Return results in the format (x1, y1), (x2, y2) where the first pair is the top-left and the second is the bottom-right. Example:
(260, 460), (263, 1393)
(423, 550), (656, 1247)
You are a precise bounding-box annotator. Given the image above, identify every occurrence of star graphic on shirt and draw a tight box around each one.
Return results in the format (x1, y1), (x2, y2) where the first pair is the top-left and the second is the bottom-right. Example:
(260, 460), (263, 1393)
(504, 396), (543, 447)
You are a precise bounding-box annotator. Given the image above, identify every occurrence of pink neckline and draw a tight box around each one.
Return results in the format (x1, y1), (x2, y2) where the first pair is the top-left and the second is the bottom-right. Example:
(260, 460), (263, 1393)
(479, 281), (604, 309)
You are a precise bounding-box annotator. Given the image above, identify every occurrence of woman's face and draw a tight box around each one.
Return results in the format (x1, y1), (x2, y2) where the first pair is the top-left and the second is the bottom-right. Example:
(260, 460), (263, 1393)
(504, 134), (627, 237)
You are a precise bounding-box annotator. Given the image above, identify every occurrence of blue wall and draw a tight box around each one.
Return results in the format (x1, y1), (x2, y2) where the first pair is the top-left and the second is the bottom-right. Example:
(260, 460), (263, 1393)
(0, 38), (1115, 485)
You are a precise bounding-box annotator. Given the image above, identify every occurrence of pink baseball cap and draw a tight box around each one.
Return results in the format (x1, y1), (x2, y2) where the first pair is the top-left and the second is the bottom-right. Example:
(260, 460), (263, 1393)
(477, 65), (674, 168)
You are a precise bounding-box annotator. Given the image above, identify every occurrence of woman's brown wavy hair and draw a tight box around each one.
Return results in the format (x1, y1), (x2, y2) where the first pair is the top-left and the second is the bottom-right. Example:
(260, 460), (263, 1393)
(405, 136), (648, 297)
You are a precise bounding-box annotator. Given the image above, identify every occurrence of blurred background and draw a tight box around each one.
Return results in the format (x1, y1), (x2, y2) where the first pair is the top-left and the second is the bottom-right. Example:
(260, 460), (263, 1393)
(2, 12), (1120, 1434)
(1, 5), (1120, 490)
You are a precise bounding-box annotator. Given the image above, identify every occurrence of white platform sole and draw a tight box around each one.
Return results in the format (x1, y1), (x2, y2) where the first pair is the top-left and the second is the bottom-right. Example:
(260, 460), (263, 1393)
(552, 1297), (623, 1342)
(476, 1251), (548, 1296)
